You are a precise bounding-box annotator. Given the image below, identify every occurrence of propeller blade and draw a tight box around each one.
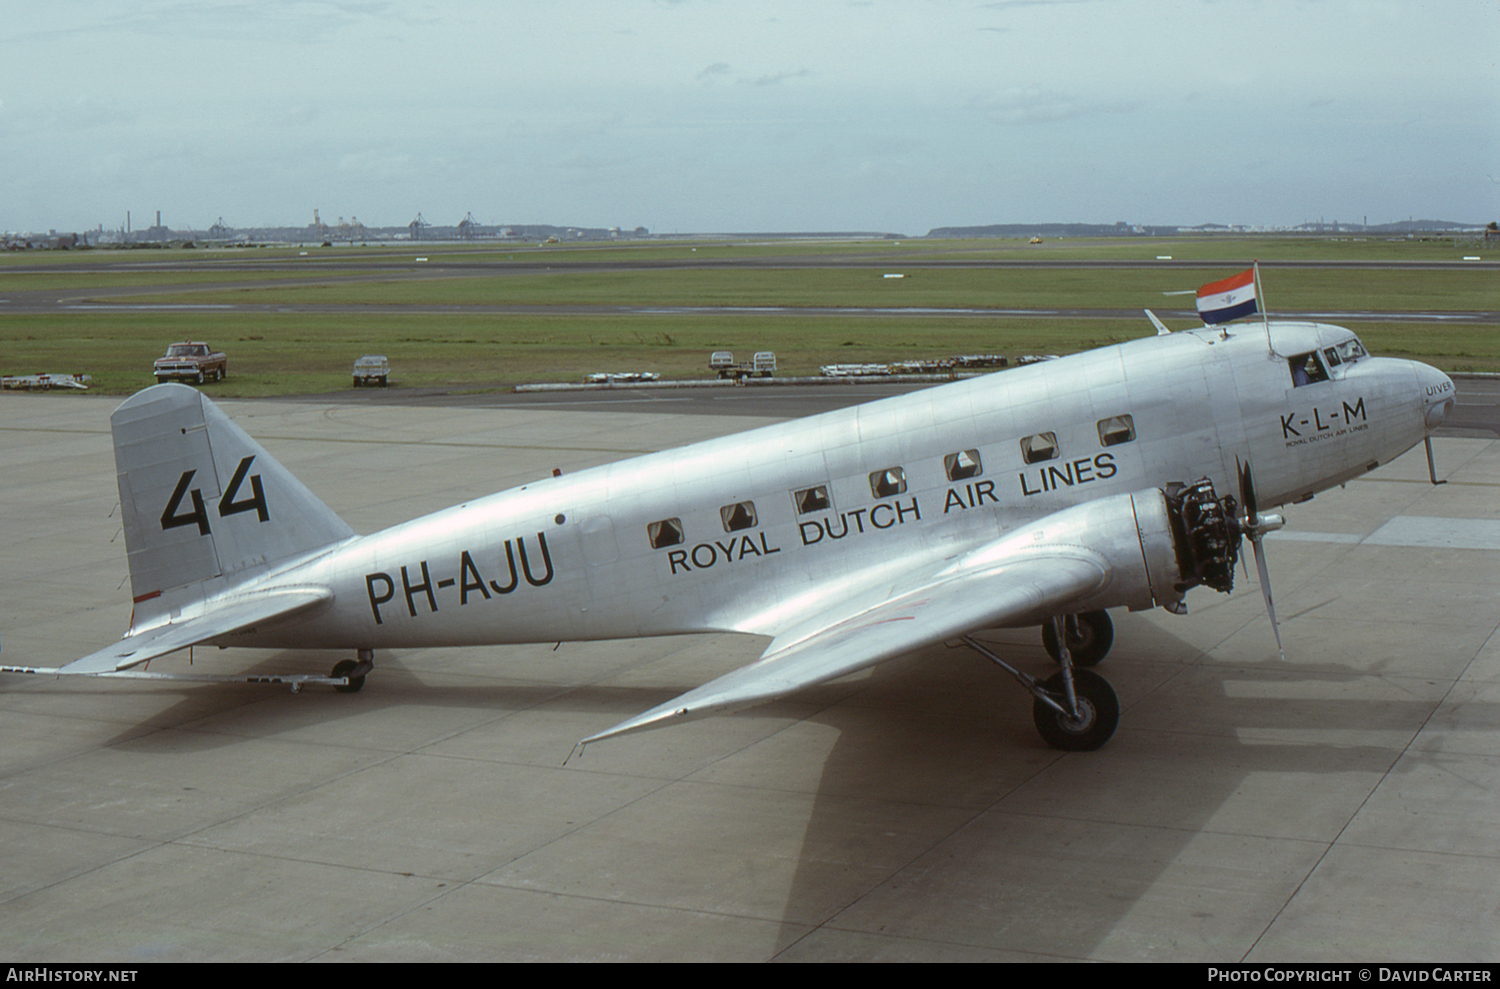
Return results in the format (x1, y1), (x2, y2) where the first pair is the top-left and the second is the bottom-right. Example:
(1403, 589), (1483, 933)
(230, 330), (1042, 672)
(1249, 535), (1284, 660)
(1237, 455), (1258, 521)
(1424, 436), (1448, 486)
(1236, 456), (1285, 659)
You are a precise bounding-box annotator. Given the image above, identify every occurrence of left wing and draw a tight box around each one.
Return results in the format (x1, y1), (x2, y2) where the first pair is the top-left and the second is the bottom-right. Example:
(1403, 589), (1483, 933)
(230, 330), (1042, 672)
(581, 546), (1109, 745)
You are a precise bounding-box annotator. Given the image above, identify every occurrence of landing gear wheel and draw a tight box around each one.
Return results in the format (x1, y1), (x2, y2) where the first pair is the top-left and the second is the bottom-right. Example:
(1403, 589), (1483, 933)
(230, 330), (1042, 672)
(331, 658), (366, 693)
(1041, 610), (1114, 667)
(1032, 669), (1119, 751)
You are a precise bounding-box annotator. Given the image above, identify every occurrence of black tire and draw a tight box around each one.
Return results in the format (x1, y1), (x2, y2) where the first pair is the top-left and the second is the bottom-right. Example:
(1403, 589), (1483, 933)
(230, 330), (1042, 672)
(331, 658), (366, 693)
(1032, 669), (1119, 751)
(1041, 610), (1114, 667)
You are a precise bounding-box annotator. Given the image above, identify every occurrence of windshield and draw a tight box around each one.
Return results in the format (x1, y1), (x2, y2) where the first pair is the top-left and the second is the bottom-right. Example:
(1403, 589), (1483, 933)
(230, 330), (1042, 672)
(168, 344), (205, 357)
(1330, 338), (1366, 364)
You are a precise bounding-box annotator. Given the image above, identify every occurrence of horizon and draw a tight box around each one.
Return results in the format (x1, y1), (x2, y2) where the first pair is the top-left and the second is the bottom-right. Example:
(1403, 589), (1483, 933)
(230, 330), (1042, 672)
(10, 215), (1491, 242)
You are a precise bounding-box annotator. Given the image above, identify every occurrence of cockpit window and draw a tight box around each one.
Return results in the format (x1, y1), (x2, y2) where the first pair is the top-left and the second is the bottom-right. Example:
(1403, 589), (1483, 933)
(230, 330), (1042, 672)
(1288, 352), (1329, 387)
(1332, 339), (1367, 364)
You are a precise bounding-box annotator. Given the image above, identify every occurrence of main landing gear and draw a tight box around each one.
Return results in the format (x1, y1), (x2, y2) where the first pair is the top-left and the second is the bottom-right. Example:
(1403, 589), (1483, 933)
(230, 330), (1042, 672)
(1030, 668), (1119, 751)
(962, 613), (1121, 751)
(1040, 610), (1113, 667)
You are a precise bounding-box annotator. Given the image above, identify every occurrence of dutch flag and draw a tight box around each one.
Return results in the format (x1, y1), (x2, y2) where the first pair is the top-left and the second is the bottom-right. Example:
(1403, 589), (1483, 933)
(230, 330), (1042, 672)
(1196, 268), (1258, 324)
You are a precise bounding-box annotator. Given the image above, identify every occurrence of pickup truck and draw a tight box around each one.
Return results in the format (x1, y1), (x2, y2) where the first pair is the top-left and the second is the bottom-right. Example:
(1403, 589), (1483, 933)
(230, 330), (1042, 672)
(154, 341), (227, 384)
(352, 355), (390, 387)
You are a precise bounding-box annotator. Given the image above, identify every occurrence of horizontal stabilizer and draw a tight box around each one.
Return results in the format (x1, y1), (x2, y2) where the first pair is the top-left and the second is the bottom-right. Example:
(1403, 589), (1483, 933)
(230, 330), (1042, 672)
(581, 552), (1105, 745)
(53, 588), (331, 675)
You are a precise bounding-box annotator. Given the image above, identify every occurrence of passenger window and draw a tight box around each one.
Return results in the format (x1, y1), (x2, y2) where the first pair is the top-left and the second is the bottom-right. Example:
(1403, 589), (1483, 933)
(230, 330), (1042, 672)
(1020, 432), (1058, 464)
(1097, 415), (1135, 447)
(869, 467), (907, 498)
(1288, 352), (1329, 387)
(647, 518), (683, 549)
(794, 485), (831, 514)
(720, 501), (757, 532)
(944, 450), (983, 481)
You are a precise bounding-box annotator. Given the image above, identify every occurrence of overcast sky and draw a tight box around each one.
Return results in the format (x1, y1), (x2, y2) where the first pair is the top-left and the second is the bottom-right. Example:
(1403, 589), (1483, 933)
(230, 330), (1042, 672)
(4, 0), (1496, 235)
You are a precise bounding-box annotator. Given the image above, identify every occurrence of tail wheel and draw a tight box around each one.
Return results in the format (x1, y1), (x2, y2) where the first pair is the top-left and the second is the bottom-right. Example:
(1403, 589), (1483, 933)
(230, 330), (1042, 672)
(1032, 669), (1119, 751)
(1041, 610), (1113, 667)
(331, 659), (366, 693)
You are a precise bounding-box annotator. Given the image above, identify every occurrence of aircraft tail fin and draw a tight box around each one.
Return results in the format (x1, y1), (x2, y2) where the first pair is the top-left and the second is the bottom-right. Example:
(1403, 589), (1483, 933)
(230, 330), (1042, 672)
(112, 385), (355, 624)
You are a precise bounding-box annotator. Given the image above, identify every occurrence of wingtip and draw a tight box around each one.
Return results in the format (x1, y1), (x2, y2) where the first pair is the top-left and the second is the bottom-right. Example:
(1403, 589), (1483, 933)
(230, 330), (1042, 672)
(580, 704), (696, 748)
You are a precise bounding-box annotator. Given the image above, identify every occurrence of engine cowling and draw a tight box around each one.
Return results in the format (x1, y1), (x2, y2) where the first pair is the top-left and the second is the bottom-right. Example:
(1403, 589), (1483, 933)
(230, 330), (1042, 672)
(988, 479), (1244, 623)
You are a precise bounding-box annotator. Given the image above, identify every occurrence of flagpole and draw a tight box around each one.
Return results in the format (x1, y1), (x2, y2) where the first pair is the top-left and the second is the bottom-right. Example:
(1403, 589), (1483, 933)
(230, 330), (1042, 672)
(1254, 260), (1273, 354)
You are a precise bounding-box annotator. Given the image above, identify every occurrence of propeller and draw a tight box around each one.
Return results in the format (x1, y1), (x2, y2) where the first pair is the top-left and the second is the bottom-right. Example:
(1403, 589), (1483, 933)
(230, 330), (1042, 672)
(1234, 458), (1286, 660)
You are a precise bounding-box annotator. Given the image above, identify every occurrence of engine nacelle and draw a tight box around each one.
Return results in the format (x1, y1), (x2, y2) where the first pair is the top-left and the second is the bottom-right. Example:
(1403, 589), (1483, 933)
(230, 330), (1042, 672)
(988, 479), (1242, 624)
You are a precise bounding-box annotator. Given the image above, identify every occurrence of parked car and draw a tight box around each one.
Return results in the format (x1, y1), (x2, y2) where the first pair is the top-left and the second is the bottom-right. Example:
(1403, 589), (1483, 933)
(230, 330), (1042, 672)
(154, 341), (227, 384)
(352, 355), (390, 387)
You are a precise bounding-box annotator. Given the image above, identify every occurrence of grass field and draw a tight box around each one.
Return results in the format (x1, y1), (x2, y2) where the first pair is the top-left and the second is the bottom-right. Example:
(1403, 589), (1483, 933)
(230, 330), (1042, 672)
(2, 236), (1494, 396)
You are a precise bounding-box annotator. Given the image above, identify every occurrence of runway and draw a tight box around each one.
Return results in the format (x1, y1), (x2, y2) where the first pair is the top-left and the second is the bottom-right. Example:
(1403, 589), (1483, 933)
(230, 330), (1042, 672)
(1, 388), (1496, 962)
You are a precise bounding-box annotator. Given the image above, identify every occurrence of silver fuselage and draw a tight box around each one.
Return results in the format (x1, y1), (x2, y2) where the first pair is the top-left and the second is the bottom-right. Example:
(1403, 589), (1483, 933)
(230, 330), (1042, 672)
(192, 322), (1452, 652)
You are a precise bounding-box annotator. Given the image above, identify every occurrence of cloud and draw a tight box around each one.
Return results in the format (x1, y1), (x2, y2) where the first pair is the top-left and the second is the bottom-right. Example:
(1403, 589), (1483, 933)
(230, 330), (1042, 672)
(751, 68), (812, 87)
(973, 86), (1137, 126)
(694, 63), (811, 87)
